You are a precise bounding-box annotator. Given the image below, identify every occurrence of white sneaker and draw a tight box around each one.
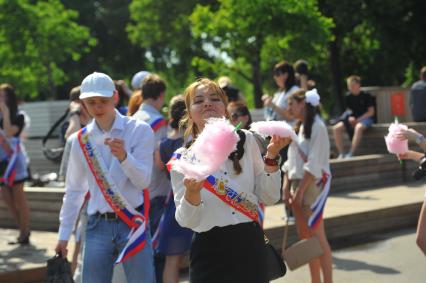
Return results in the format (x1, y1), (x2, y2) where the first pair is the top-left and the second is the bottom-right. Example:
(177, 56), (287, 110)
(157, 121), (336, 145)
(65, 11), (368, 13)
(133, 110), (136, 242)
(337, 153), (344, 159)
(344, 152), (353, 159)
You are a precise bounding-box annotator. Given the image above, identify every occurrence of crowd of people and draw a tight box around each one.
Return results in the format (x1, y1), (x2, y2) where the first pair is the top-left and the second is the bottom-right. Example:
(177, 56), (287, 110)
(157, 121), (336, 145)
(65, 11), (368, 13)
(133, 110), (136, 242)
(0, 61), (425, 283)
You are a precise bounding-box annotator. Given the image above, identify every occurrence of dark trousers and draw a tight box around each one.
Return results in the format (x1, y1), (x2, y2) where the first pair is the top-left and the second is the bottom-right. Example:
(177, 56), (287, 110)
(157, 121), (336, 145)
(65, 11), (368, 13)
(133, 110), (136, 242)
(190, 222), (268, 283)
(150, 196), (167, 283)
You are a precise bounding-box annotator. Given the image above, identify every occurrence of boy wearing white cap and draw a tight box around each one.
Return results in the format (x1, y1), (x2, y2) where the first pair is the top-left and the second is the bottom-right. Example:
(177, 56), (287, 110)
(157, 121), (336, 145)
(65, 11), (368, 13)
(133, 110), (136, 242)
(55, 72), (156, 283)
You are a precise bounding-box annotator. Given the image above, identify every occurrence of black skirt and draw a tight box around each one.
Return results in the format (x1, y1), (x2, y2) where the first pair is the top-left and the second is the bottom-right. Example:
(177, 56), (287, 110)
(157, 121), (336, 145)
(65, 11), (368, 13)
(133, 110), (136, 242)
(189, 221), (268, 283)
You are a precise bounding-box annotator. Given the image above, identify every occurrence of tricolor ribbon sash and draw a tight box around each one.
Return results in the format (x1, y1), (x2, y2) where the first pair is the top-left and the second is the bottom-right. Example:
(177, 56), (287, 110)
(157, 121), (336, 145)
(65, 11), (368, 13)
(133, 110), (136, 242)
(150, 117), (167, 133)
(0, 130), (20, 187)
(151, 189), (173, 250)
(77, 127), (148, 264)
(168, 152), (262, 224)
(296, 143), (332, 230)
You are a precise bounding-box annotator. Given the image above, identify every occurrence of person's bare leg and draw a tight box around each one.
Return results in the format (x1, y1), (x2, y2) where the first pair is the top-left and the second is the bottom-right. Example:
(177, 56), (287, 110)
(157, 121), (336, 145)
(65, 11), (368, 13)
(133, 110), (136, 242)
(332, 122), (346, 156)
(349, 123), (366, 156)
(313, 221), (333, 283)
(163, 255), (181, 283)
(1, 186), (20, 226)
(12, 183), (30, 238)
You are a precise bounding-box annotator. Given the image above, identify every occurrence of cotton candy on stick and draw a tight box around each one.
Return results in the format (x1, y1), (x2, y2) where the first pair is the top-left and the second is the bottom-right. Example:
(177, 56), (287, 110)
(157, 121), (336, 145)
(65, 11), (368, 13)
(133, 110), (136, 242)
(384, 122), (408, 155)
(250, 121), (298, 142)
(173, 118), (240, 181)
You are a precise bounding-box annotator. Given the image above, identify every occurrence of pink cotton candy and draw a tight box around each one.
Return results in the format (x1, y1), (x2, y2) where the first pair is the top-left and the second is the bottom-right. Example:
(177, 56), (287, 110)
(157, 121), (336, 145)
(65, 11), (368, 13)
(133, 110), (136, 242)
(174, 118), (240, 181)
(384, 122), (408, 154)
(250, 121), (298, 142)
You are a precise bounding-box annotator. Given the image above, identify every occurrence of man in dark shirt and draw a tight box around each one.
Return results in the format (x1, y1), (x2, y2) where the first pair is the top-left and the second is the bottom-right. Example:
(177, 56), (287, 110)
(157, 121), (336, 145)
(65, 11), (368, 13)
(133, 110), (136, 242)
(333, 75), (375, 158)
(410, 67), (426, 122)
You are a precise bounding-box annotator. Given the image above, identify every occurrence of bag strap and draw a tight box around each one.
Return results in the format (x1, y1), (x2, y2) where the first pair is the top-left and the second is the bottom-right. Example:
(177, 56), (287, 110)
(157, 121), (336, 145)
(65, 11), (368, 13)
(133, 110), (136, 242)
(282, 217), (289, 249)
(42, 108), (70, 146)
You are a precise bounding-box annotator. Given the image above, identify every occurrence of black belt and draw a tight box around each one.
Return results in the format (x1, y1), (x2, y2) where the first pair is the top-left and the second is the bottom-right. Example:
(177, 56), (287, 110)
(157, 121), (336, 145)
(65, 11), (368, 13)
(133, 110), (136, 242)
(95, 204), (144, 221)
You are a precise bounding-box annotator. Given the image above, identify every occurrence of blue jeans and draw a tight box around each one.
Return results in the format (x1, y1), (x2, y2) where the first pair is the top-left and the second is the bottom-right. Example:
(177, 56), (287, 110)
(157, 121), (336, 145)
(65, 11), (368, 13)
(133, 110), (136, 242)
(82, 215), (156, 283)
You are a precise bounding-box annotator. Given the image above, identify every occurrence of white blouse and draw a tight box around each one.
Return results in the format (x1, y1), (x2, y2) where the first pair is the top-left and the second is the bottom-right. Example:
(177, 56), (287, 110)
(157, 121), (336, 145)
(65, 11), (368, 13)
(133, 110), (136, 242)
(283, 115), (330, 180)
(170, 130), (281, 233)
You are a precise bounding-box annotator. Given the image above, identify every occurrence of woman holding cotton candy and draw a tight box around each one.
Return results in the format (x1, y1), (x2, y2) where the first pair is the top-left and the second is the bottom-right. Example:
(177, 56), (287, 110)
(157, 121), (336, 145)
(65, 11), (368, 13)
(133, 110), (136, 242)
(282, 89), (333, 283)
(395, 128), (426, 255)
(170, 78), (290, 283)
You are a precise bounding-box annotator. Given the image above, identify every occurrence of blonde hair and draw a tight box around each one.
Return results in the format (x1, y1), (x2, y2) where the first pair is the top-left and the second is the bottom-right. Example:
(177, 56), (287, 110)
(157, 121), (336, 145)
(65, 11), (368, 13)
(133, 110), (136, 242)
(180, 78), (230, 140)
(346, 75), (361, 85)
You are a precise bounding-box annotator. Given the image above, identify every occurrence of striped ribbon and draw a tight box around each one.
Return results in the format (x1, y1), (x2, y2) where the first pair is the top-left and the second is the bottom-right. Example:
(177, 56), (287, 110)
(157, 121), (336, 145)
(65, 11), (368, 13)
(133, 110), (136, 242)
(296, 143), (332, 230)
(150, 117), (167, 133)
(308, 172), (331, 230)
(0, 131), (19, 187)
(168, 152), (262, 224)
(77, 127), (149, 264)
(151, 189), (173, 250)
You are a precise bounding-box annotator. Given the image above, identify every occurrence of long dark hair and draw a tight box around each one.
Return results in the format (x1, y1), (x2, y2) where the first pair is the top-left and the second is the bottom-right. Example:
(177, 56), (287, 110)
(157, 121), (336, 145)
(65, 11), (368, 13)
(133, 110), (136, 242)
(290, 89), (318, 139)
(0, 84), (18, 120)
(274, 61), (296, 92)
(168, 95), (186, 130)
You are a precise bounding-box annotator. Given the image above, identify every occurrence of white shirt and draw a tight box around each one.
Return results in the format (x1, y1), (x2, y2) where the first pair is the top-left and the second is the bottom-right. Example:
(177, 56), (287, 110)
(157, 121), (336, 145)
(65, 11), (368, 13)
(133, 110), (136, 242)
(133, 103), (171, 199)
(170, 130), (281, 233)
(283, 115), (330, 180)
(265, 85), (299, 122)
(58, 110), (155, 241)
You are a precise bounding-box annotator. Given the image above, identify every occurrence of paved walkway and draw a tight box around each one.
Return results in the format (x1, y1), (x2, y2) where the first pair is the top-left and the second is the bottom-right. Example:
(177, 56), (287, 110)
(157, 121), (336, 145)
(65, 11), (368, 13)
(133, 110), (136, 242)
(271, 228), (425, 283)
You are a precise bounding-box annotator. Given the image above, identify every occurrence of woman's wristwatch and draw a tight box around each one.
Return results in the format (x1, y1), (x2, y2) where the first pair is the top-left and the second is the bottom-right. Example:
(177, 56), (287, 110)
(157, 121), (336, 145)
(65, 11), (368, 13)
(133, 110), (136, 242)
(416, 134), (425, 145)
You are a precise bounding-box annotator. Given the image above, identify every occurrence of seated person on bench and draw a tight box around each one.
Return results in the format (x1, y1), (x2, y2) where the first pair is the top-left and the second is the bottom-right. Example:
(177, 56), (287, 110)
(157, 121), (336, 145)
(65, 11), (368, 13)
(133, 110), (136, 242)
(332, 75), (375, 159)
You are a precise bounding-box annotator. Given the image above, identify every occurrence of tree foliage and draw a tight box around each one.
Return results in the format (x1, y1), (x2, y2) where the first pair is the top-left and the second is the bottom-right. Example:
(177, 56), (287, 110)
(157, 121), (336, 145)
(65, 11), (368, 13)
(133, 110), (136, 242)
(0, 0), (95, 99)
(127, 0), (216, 98)
(189, 0), (333, 107)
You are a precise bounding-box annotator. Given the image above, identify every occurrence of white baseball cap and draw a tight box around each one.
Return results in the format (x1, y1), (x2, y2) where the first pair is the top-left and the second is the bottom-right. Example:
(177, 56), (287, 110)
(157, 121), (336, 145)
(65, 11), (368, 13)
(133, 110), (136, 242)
(79, 72), (115, 99)
(131, 70), (150, 90)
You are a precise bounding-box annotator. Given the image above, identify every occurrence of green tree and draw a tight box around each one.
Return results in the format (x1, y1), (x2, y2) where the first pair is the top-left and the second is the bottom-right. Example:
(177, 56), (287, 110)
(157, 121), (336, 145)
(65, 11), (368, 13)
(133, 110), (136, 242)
(127, 0), (216, 99)
(190, 0), (333, 108)
(61, 0), (148, 96)
(318, 0), (426, 113)
(0, 0), (95, 99)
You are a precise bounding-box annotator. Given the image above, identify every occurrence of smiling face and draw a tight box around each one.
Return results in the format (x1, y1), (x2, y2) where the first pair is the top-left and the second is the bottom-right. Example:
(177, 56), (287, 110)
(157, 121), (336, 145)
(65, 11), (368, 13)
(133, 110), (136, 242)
(189, 84), (226, 131)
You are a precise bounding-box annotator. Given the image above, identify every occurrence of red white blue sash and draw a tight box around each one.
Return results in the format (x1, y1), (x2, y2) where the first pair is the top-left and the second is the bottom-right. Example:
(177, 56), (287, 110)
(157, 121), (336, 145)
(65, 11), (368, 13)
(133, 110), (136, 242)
(0, 131), (20, 187)
(150, 117), (167, 133)
(151, 189), (173, 249)
(77, 127), (149, 263)
(296, 144), (332, 230)
(168, 152), (263, 224)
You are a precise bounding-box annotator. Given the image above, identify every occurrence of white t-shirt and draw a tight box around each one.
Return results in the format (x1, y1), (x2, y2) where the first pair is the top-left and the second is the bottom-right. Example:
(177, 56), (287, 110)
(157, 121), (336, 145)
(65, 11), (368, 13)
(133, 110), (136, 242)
(265, 85), (300, 122)
(283, 115), (331, 180)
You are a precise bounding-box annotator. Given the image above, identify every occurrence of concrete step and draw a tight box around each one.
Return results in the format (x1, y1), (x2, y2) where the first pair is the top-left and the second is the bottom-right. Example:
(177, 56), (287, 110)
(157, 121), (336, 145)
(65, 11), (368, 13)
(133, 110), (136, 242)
(330, 154), (419, 192)
(1, 183), (424, 282)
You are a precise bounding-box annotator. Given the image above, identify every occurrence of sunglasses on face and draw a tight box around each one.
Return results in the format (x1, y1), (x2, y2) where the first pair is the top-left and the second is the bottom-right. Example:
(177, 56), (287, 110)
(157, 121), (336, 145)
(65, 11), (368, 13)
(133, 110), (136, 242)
(274, 70), (286, 77)
(231, 112), (243, 120)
